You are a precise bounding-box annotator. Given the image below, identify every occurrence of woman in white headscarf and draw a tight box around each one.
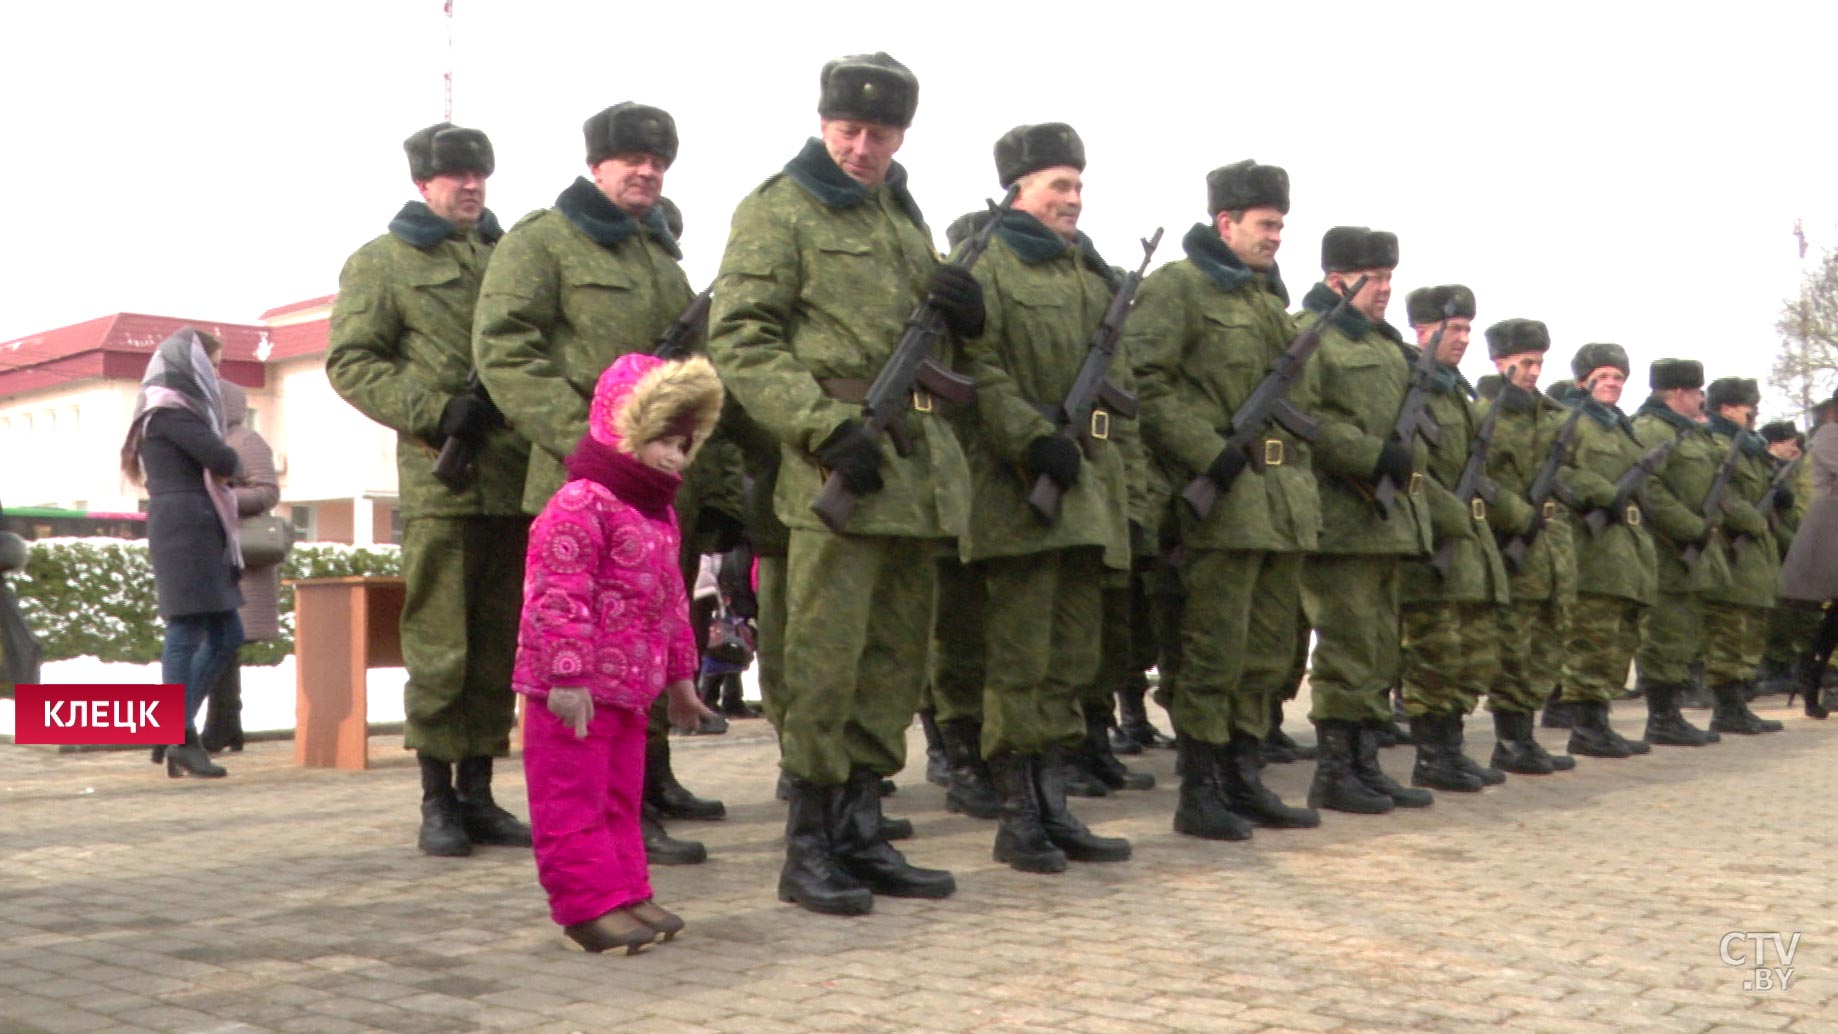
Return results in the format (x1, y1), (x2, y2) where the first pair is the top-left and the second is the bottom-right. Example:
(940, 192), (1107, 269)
(120, 328), (245, 777)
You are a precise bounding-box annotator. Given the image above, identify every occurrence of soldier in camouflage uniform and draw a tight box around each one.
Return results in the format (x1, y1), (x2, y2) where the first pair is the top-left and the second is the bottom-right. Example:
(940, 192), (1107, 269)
(1129, 160), (1323, 837)
(1395, 288), (1524, 791)
(708, 53), (977, 915)
(1756, 421), (1814, 695)
(1295, 227), (1436, 816)
(470, 104), (723, 867)
(1700, 377), (1786, 735)
(327, 125), (534, 857)
(1553, 344), (1665, 755)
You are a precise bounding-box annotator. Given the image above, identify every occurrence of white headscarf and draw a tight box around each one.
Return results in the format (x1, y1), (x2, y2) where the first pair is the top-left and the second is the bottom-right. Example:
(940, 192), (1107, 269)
(121, 329), (243, 570)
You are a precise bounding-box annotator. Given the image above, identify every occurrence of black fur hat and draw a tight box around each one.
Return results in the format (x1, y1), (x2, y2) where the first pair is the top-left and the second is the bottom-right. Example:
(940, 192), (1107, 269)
(584, 103), (678, 168)
(818, 52), (918, 128)
(1707, 376), (1761, 410)
(945, 209), (995, 250)
(1649, 359), (1705, 391)
(1321, 226), (1398, 273)
(1206, 160), (1289, 216)
(658, 197), (683, 240)
(1759, 420), (1799, 444)
(1571, 342), (1629, 382)
(1404, 285), (1476, 326)
(1485, 319), (1551, 360)
(404, 123), (494, 182)
(993, 123), (1084, 188)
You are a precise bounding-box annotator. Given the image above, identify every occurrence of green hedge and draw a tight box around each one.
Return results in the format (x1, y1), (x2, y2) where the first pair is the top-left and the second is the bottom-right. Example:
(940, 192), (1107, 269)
(10, 539), (401, 666)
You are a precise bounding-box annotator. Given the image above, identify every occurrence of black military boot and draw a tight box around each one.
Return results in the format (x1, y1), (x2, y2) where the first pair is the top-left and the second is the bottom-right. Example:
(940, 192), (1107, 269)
(832, 769), (956, 898)
(1059, 750), (1111, 798)
(1490, 709), (1554, 775)
(777, 777), (872, 915)
(1752, 657), (1792, 698)
(1106, 694), (1142, 756)
(1115, 683), (1174, 750)
(1643, 683), (1716, 746)
(1680, 663), (1713, 709)
(1709, 682), (1783, 735)
(939, 718), (1001, 820)
(1172, 737), (1255, 840)
(644, 736), (726, 820)
(1796, 661), (1831, 719)
(454, 756), (533, 846)
(1084, 711), (1154, 791)
(416, 753), (471, 857)
(1030, 748), (1131, 861)
(1444, 712), (1504, 785)
(1263, 696), (1318, 764)
(919, 709), (949, 787)
(1539, 685), (1575, 729)
(1355, 721), (1434, 807)
(1221, 733), (1319, 829)
(987, 753), (1068, 874)
(1566, 700), (1632, 758)
(1409, 713), (1483, 793)
(1305, 721), (1393, 815)
(1604, 700), (1652, 754)
(641, 802), (708, 865)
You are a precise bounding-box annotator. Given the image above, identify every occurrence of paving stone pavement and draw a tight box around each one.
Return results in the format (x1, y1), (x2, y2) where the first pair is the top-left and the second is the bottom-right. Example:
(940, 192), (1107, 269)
(2, 693), (1835, 1034)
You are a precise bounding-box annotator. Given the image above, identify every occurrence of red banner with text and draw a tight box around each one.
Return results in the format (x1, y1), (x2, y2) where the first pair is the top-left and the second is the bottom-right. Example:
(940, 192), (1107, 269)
(12, 684), (187, 745)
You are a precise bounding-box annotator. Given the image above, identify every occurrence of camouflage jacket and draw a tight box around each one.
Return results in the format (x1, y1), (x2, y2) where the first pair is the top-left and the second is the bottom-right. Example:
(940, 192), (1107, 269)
(1481, 386), (1614, 603)
(472, 177), (702, 513)
(1399, 366), (1515, 606)
(1703, 414), (1780, 609)
(1293, 284), (1432, 557)
(327, 202), (529, 518)
(1130, 224), (1320, 554)
(1631, 396), (1736, 593)
(1562, 396), (1659, 604)
(708, 138), (967, 539)
(961, 212), (1134, 567)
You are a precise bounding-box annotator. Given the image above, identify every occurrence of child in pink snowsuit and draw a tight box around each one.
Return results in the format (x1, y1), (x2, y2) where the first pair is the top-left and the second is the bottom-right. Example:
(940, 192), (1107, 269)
(515, 352), (722, 954)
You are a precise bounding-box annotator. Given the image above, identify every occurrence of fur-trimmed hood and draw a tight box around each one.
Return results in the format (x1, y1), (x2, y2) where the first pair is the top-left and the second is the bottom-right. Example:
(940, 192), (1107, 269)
(588, 352), (724, 460)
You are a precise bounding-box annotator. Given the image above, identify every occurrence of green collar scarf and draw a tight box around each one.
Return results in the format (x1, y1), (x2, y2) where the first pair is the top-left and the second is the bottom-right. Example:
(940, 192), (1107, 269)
(784, 137), (927, 232)
(1706, 413), (1767, 456)
(995, 211), (1118, 290)
(1635, 394), (1702, 434)
(1182, 223), (1289, 306)
(1430, 362), (1474, 398)
(555, 177), (682, 259)
(1301, 280), (1386, 340)
(388, 201), (503, 249)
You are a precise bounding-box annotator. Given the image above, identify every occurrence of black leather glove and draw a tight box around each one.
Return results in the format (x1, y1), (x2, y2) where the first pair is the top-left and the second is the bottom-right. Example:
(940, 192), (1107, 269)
(438, 393), (498, 442)
(695, 509), (747, 554)
(1372, 440), (1415, 488)
(1776, 485), (1796, 513)
(1025, 435), (1081, 490)
(816, 420), (885, 495)
(929, 264), (986, 339)
(1206, 446), (1249, 492)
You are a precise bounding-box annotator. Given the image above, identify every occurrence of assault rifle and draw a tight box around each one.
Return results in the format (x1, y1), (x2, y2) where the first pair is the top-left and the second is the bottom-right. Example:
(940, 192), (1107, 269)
(1026, 227), (1163, 523)
(1730, 452), (1802, 556)
(1180, 275), (1368, 518)
(1371, 303), (1449, 515)
(811, 185), (1020, 532)
(1499, 391), (1588, 572)
(1680, 432), (1747, 573)
(431, 372), (497, 492)
(1427, 401), (1502, 579)
(653, 285), (714, 360)
(1581, 436), (1679, 537)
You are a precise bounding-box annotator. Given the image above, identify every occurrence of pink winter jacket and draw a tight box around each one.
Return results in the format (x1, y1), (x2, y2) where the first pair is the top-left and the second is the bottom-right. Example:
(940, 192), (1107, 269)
(511, 478), (699, 714)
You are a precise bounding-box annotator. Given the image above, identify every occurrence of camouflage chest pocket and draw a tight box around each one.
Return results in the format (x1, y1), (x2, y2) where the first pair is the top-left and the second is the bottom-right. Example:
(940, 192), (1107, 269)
(805, 233), (884, 306)
(560, 261), (639, 336)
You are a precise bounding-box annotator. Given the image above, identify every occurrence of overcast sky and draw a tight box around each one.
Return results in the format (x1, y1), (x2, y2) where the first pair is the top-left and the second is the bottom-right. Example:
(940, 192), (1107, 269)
(4, 0), (1835, 419)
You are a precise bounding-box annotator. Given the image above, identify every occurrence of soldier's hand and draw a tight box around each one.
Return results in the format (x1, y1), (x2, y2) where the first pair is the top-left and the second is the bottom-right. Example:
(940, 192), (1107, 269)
(1373, 440), (1415, 488)
(665, 679), (716, 732)
(1776, 486), (1796, 513)
(438, 393), (497, 442)
(929, 265), (986, 339)
(1026, 435), (1081, 490)
(815, 420), (885, 495)
(1206, 446), (1249, 492)
(545, 687), (594, 739)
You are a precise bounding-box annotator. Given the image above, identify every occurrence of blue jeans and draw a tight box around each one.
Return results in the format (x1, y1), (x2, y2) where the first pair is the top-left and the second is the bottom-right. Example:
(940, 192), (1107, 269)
(163, 611), (244, 734)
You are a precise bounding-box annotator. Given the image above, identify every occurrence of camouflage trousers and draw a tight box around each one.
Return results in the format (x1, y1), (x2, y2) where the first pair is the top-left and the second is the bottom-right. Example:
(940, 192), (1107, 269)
(1079, 574), (1152, 718)
(1763, 603), (1820, 668)
(1636, 589), (1706, 686)
(780, 529), (938, 786)
(979, 548), (1103, 757)
(755, 554), (788, 731)
(1703, 601), (1770, 686)
(1145, 559), (1185, 713)
(1399, 600), (1502, 717)
(1493, 597), (1566, 714)
(1301, 554), (1401, 725)
(928, 555), (987, 724)
(1561, 593), (1642, 704)
(1175, 548), (1303, 742)
(399, 515), (528, 762)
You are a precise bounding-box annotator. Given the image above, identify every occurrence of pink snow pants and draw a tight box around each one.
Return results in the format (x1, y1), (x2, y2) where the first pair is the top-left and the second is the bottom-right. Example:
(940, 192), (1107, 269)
(522, 698), (651, 927)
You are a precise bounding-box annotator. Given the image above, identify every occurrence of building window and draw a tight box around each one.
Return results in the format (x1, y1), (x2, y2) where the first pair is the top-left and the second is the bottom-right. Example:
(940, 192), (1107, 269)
(291, 503), (316, 542)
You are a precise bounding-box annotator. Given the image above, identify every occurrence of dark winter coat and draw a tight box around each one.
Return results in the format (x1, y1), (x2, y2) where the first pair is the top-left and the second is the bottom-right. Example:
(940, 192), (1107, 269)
(1780, 423), (1838, 602)
(142, 408), (244, 619)
(221, 384), (282, 641)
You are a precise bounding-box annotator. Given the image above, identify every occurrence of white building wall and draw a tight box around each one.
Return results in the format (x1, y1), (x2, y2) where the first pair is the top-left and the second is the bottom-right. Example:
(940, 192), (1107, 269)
(265, 354), (398, 506)
(0, 381), (141, 511)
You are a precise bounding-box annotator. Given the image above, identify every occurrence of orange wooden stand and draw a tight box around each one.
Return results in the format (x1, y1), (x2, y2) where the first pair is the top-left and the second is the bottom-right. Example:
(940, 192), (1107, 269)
(288, 576), (405, 770)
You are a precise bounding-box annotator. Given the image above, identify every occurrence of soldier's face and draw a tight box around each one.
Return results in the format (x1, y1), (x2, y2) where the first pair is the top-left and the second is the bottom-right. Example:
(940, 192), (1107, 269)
(1415, 318), (1471, 364)
(1719, 403), (1757, 429)
(1496, 352), (1543, 390)
(1770, 439), (1802, 461)
(1330, 268), (1391, 321)
(636, 435), (690, 474)
(1218, 206), (1284, 271)
(1586, 367), (1626, 405)
(417, 171), (487, 229)
(820, 119), (904, 187)
(1664, 387), (1706, 421)
(1013, 167), (1082, 241)
(592, 153), (668, 217)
